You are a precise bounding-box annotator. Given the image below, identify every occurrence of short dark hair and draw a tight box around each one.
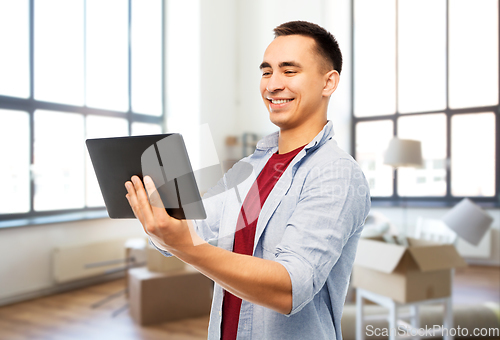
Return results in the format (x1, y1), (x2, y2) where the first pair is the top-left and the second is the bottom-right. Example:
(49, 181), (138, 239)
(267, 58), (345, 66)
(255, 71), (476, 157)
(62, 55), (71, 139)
(273, 21), (342, 75)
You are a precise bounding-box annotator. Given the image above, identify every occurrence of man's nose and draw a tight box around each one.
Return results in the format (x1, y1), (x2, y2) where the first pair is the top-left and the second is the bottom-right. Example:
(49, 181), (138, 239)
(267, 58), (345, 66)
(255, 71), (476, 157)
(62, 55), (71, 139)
(266, 74), (285, 92)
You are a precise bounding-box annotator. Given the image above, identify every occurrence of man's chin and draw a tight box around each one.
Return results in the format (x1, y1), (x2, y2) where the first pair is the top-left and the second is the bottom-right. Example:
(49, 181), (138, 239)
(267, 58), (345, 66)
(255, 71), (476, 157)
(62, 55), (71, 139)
(269, 116), (298, 132)
(269, 114), (288, 129)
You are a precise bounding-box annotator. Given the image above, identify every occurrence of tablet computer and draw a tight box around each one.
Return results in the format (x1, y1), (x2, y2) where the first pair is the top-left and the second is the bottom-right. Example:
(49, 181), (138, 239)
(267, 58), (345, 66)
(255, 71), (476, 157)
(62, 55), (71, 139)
(86, 133), (206, 220)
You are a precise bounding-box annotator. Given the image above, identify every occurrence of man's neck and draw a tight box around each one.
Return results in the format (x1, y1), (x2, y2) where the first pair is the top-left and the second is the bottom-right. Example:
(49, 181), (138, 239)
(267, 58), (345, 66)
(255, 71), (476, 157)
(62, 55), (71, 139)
(277, 118), (327, 154)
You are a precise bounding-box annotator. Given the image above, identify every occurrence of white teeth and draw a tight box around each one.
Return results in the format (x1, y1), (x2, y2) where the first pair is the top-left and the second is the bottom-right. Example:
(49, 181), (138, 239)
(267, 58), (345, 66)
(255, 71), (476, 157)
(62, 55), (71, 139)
(271, 99), (292, 104)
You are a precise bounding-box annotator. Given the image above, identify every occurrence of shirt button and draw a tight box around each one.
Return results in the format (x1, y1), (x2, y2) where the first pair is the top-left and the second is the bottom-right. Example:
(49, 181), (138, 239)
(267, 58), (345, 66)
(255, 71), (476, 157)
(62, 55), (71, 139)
(219, 311), (222, 316)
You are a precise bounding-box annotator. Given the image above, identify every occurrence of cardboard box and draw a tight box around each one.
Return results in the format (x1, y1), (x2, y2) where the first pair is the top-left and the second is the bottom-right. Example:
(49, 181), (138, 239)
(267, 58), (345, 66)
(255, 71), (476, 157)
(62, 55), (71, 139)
(125, 238), (148, 298)
(352, 237), (467, 303)
(128, 266), (213, 325)
(147, 244), (186, 273)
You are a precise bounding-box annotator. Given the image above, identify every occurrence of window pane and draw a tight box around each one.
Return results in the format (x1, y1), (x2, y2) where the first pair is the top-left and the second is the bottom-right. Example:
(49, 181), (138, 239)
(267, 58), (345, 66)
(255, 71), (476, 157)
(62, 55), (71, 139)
(398, 0), (446, 113)
(34, 0), (84, 105)
(356, 120), (394, 196)
(0, 0), (29, 98)
(398, 114), (447, 196)
(131, 122), (162, 136)
(86, 0), (128, 111)
(85, 115), (129, 207)
(354, 0), (396, 117)
(0, 110), (30, 213)
(451, 113), (495, 196)
(449, 0), (499, 108)
(34, 110), (85, 211)
(85, 115), (129, 139)
(131, 0), (162, 116)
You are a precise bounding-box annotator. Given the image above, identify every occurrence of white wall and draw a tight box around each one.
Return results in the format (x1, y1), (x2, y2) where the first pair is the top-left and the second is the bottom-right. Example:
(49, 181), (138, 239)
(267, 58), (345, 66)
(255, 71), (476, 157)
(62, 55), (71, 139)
(325, 0), (353, 153)
(165, 0), (201, 132)
(199, 0), (238, 162)
(0, 218), (144, 305)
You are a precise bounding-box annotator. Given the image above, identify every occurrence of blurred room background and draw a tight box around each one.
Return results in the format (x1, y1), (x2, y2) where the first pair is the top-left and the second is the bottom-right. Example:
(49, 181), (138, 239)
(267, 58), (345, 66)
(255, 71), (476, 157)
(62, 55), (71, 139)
(0, 0), (498, 339)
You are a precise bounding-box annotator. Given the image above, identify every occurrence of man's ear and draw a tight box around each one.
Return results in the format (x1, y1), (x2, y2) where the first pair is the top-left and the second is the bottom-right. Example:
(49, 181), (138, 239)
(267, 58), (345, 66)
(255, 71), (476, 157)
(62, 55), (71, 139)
(322, 70), (340, 97)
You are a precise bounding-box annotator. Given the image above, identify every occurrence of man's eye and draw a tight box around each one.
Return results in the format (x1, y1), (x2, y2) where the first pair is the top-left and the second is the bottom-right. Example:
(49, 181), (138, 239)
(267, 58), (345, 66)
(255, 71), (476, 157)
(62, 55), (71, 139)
(284, 70), (296, 75)
(262, 72), (271, 77)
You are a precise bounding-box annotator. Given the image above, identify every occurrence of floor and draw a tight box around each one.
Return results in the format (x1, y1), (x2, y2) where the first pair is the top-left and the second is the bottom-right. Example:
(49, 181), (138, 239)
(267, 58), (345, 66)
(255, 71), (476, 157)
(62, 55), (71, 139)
(0, 279), (209, 340)
(0, 265), (498, 340)
(453, 265), (500, 305)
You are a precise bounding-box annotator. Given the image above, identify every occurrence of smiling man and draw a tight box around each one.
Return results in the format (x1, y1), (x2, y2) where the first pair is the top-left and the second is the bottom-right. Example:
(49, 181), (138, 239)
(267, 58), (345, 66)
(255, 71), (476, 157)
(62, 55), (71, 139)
(125, 21), (370, 340)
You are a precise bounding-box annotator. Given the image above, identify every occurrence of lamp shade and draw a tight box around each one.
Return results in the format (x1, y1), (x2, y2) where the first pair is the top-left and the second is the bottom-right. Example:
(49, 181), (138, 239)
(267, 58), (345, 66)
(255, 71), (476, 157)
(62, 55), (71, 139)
(441, 198), (493, 246)
(383, 138), (423, 168)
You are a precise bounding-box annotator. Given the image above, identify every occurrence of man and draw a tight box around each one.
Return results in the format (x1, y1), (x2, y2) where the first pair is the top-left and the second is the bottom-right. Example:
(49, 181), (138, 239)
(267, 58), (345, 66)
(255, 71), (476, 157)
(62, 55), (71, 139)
(125, 21), (370, 340)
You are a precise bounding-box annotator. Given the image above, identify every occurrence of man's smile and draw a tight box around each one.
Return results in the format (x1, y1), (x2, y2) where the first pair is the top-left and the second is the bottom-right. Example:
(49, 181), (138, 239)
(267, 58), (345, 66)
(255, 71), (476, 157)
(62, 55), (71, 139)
(267, 97), (294, 104)
(267, 97), (295, 110)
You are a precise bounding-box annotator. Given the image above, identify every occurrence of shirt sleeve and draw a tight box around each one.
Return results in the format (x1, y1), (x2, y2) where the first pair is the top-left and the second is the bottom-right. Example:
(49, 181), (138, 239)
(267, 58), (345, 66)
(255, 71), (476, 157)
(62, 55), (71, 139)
(273, 157), (371, 316)
(149, 237), (174, 257)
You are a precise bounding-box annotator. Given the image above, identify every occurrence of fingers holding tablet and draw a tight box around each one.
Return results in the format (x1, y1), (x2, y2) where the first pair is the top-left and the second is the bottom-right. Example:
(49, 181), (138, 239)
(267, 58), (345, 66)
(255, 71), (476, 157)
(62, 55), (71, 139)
(124, 178), (147, 229)
(125, 175), (194, 250)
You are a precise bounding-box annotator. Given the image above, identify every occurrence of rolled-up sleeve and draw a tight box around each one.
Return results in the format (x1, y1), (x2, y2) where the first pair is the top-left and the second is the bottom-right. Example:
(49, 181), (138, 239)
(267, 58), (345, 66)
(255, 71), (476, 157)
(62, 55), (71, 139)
(149, 237), (174, 257)
(274, 158), (370, 315)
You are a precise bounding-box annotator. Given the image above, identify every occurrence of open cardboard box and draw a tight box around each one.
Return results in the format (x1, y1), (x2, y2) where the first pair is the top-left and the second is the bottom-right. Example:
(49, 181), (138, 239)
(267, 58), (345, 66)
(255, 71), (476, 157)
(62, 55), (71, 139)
(352, 237), (467, 303)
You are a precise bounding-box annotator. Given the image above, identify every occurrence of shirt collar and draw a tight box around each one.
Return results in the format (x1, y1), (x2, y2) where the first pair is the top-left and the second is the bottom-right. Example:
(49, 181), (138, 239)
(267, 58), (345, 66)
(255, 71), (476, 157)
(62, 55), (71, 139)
(256, 120), (335, 152)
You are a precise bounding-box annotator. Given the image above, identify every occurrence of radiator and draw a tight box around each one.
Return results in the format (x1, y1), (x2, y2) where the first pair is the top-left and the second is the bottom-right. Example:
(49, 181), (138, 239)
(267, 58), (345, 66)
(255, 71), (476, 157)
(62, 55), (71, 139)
(52, 238), (130, 283)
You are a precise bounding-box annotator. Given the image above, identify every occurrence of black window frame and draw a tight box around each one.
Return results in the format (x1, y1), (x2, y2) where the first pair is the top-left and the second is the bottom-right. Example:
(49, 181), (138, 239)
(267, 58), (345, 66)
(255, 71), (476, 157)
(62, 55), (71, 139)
(351, 0), (500, 207)
(0, 0), (165, 226)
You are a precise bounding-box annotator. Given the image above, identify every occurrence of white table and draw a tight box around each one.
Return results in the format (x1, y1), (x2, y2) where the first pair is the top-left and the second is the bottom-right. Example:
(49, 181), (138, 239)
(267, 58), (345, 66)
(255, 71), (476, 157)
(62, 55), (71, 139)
(356, 288), (454, 340)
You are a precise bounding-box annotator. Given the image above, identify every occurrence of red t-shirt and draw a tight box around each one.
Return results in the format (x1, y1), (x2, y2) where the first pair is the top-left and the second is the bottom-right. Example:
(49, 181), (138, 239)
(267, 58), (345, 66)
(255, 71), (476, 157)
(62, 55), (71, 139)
(220, 145), (305, 340)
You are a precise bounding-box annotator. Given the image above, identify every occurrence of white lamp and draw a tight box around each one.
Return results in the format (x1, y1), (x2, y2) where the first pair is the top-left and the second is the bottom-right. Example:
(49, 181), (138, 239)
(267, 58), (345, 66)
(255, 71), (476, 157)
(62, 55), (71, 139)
(383, 138), (423, 239)
(442, 198), (494, 246)
(383, 138), (423, 168)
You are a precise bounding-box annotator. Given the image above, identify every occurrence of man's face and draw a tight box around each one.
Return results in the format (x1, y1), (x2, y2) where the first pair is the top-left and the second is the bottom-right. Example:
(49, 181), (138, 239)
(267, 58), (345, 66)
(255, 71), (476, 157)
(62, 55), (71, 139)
(260, 35), (330, 131)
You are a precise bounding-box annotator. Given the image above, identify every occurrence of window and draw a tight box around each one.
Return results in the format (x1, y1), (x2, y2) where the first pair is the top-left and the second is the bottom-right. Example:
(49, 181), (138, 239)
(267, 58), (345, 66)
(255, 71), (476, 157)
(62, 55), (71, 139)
(0, 0), (164, 224)
(352, 0), (499, 204)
